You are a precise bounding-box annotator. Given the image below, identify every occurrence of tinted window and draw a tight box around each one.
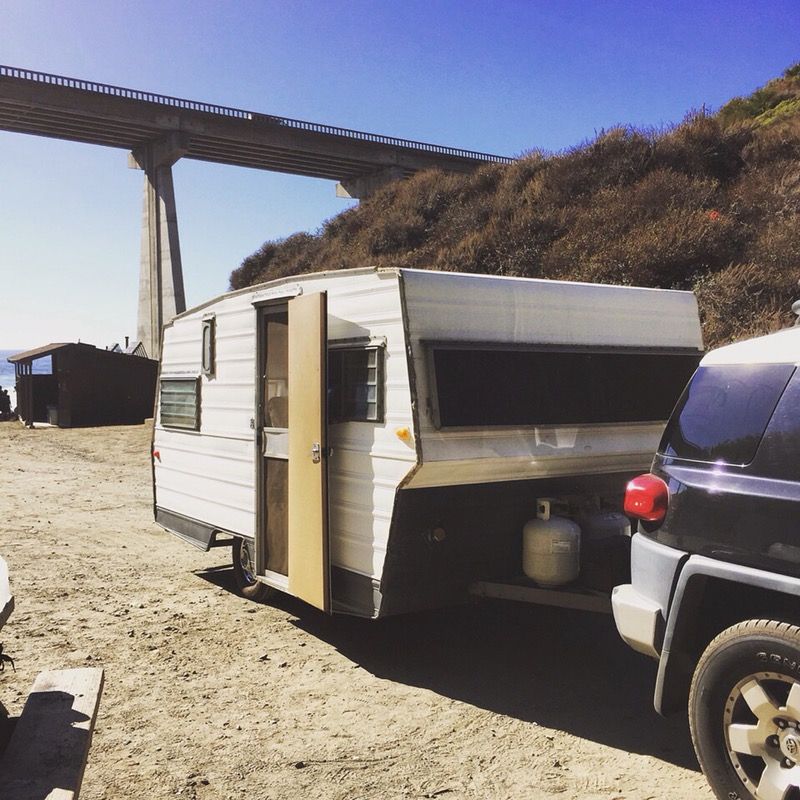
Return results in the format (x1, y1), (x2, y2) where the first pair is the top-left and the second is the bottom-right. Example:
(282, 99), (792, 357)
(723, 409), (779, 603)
(433, 348), (701, 428)
(659, 364), (795, 465)
(752, 374), (800, 480)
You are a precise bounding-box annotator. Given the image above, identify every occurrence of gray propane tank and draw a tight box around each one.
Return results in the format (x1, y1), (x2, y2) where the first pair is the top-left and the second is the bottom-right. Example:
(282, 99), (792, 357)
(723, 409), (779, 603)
(575, 509), (631, 593)
(575, 509), (631, 541)
(522, 499), (581, 587)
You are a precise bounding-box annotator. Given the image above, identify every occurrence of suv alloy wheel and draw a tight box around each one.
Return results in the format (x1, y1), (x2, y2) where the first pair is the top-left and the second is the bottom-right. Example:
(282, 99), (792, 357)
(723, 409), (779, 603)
(690, 620), (800, 800)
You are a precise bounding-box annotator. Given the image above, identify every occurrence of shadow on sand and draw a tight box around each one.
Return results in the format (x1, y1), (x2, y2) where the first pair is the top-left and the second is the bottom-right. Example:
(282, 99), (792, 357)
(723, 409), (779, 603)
(196, 565), (699, 772)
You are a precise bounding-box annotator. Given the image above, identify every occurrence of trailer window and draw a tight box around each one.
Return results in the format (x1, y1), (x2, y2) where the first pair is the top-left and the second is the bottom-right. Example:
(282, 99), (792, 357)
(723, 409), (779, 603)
(160, 378), (200, 430)
(659, 364), (795, 465)
(432, 347), (701, 428)
(202, 317), (215, 378)
(329, 347), (384, 423)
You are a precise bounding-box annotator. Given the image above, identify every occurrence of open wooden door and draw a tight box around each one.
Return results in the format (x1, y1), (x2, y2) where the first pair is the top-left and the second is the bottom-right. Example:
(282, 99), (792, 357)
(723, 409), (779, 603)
(287, 292), (330, 611)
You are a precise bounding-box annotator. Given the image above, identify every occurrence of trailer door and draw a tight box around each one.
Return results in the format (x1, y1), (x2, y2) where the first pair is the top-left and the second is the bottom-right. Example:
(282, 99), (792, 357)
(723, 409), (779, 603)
(287, 292), (330, 612)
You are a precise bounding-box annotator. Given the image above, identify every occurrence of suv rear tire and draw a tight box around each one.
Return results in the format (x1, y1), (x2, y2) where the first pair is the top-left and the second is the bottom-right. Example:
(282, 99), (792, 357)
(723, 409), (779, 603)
(689, 619), (800, 800)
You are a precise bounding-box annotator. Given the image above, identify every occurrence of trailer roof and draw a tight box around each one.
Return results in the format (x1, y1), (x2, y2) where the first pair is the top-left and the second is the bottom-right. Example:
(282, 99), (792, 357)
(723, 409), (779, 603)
(171, 266), (700, 326)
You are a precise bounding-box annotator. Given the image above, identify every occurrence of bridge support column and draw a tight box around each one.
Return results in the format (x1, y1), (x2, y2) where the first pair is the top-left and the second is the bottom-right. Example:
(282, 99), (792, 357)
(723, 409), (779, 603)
(128, 133), (188, 358)
(335, 166), (405, 200)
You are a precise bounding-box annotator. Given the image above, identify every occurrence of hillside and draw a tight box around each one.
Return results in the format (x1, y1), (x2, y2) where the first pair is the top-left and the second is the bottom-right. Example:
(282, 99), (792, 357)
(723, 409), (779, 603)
(231, 66), (800, 349)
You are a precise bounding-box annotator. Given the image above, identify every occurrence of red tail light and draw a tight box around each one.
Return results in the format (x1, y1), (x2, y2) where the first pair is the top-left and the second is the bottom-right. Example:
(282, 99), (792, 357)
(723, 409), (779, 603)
(624, 473), (669, 523)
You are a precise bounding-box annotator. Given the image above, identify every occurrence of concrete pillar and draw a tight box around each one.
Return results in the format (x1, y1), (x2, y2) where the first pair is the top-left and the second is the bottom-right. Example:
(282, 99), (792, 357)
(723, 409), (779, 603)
(128, 133), (188, 358)
(335, 166), (405, 200)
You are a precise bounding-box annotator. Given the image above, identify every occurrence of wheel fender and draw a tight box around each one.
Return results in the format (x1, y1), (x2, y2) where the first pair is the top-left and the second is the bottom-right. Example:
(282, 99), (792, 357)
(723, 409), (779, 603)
(656, 555), (800, 715)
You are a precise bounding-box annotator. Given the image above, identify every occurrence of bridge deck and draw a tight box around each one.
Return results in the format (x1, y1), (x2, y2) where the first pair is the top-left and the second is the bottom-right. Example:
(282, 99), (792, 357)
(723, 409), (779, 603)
(0, 65), (513, 181)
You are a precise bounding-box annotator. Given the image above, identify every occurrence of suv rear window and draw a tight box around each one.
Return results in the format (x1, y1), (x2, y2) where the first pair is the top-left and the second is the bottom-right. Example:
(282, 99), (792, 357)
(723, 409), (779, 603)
(659, 364), (795, 465)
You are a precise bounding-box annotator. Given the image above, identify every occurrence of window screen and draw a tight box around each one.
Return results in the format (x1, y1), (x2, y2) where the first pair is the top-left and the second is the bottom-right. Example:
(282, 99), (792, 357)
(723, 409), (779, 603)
(160, 378), (200, 430)
(202, 318), (215, 378)
(432, 347), (701, 428)
(659, 363), (795, 465)
(329, 347), (384, 423)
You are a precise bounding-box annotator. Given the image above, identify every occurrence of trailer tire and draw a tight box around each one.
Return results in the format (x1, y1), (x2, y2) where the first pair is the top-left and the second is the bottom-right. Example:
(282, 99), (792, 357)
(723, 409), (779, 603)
(689, 619), (800, 800)
(232, 537), (275, 602)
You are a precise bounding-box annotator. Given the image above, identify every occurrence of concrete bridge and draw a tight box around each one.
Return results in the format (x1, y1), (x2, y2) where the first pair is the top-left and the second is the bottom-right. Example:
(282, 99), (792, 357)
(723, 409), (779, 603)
(0, 65), (513, 356)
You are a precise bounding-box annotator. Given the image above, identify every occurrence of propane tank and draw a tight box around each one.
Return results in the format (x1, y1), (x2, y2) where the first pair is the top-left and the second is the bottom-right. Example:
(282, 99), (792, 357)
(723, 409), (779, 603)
(522, 499), (581, 587)
(575, 509), (631, 542)
(576, 508), (632, 592)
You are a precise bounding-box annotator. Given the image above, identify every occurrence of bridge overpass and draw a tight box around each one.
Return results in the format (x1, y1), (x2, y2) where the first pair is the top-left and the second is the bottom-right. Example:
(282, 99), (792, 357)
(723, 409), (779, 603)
(0, 65), (513, 355)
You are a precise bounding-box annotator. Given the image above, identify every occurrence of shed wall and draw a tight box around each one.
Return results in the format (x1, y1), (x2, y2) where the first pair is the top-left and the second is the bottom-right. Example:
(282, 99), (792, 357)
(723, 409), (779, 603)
(58, 348), (157, 427)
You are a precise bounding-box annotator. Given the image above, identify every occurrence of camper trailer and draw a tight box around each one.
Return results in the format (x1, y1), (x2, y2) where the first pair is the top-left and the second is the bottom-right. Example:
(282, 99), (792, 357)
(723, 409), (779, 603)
(152, 268), (703, 618)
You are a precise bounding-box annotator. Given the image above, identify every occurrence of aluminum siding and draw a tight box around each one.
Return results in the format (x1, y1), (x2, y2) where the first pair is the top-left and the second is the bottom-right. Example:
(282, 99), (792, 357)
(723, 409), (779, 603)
(154, 269), (416, 581)
(400, 269), (703, 488)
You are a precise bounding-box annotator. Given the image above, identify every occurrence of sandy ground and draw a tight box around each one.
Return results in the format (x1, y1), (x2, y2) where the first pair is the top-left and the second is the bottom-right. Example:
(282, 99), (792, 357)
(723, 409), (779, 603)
(0, 421), (712, 799)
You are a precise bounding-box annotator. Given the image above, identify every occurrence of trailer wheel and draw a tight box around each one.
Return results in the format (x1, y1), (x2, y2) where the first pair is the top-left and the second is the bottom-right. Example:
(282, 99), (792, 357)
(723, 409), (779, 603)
(232, 537), (274, 602)
(689, 619), (800, 800)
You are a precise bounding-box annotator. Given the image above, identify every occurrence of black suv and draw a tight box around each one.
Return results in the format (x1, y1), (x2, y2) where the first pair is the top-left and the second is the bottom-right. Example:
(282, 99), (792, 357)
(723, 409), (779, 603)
(613, 327), (800, 800)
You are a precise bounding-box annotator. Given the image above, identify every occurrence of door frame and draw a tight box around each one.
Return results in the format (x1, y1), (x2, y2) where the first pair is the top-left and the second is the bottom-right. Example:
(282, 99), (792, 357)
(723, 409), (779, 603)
(254, 299), (289, 586)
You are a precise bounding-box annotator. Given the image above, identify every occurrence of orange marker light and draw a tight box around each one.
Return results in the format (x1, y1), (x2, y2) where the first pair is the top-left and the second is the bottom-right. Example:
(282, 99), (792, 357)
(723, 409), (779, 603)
(395, 427), (412, 444)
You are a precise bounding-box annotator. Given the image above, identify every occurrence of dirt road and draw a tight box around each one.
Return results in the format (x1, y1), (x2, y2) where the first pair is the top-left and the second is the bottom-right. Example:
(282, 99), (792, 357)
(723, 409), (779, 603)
(0, 421), (711, 799)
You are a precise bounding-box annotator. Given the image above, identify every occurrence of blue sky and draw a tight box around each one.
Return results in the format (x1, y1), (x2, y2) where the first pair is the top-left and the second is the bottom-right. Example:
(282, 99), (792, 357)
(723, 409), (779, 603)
(1, 0), (798, 349)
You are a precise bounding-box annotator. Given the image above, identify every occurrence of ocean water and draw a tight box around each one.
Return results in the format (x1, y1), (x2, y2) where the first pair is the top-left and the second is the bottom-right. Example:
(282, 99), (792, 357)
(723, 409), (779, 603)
(0, 349), (51, 410)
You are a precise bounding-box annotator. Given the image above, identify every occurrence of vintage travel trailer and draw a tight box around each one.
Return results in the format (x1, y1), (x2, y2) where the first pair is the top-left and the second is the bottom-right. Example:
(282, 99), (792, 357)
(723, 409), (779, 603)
(152, 268), (703, 618)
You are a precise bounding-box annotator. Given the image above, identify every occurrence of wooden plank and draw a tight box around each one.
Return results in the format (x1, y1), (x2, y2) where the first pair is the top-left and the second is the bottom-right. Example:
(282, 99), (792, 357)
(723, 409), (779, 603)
(469, 579), (612, 614)
(0, 668), (104, 800)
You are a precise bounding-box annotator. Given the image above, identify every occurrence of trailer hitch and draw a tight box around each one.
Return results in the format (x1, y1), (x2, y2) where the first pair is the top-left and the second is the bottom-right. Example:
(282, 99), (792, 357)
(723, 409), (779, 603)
(0, 643), (15, 672)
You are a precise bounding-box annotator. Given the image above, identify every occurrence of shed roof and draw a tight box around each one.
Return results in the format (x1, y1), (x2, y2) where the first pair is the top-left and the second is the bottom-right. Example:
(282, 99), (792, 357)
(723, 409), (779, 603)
(7, 342), (91, 363)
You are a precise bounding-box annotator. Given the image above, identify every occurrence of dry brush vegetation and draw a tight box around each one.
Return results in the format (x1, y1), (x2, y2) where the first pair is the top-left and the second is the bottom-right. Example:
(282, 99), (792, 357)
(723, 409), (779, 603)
(231, 66), (800, 349)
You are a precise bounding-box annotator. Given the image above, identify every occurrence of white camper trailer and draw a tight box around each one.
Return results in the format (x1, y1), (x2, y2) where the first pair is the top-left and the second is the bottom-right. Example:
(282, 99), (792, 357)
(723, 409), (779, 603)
(153, 268), (703, 618)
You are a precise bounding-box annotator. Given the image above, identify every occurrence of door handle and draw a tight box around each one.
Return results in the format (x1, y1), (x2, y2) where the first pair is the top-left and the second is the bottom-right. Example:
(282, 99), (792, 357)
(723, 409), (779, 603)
(311, 442), (321, 463)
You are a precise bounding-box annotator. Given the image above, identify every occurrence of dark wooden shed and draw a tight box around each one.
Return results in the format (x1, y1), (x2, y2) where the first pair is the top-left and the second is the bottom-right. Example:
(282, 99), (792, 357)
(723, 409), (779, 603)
(8, 343), (158, 427)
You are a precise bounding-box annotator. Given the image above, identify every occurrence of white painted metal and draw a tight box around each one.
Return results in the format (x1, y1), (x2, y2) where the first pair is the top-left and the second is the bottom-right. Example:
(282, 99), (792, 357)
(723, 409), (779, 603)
(701, 325), (800, 366)
(155, 268), (415, 584)
(400, 269), (703, 488)
(522, 500), (581, 587)
(154, 266), (703, 594)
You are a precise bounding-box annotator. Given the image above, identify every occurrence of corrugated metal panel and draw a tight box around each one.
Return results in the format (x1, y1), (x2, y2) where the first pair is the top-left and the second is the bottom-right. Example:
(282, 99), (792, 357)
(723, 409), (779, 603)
(401, 269), (703, 487)
(401, 269), (703, 349)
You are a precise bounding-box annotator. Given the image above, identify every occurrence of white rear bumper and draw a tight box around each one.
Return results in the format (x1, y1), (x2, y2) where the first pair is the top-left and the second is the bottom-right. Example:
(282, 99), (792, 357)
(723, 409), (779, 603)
(611, 583), (662, 659)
